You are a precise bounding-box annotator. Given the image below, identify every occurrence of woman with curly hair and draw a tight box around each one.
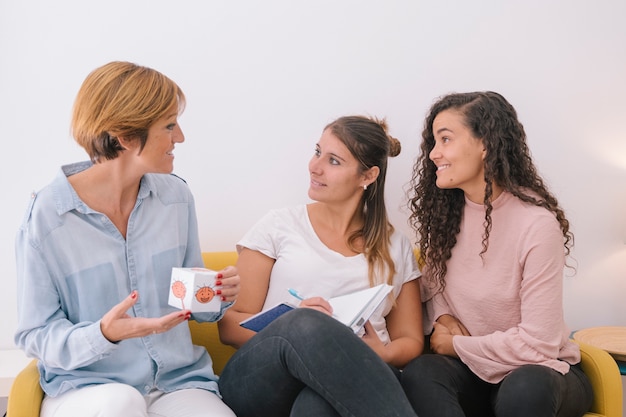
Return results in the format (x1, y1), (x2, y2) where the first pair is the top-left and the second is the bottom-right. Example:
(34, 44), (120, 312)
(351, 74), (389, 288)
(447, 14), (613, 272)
(402, 91), (592, 417)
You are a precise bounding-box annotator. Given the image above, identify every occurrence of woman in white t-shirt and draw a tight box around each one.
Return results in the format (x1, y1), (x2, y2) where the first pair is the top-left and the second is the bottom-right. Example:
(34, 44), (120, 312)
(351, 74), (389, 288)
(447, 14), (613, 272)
(218, 115), (423, 417)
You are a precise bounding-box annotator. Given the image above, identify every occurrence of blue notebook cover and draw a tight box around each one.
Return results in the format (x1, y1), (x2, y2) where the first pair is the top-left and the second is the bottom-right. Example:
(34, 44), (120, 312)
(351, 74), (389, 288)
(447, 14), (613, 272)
(239, 303), (295, 332)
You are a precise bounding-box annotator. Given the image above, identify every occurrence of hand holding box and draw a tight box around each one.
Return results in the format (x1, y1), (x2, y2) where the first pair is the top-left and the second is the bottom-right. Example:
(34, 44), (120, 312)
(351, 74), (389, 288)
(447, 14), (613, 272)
(168, 267), (221, 312)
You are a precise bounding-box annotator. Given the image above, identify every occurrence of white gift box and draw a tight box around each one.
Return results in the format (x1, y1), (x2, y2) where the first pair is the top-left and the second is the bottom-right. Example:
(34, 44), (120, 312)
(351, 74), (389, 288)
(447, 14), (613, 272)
(168, 267), (221, 312)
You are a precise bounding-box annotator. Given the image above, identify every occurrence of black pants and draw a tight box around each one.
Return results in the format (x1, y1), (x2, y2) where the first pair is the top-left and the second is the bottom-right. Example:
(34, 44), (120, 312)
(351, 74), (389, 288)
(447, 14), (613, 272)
(401, 353), (593, 417)
(218, 308), (417, 417)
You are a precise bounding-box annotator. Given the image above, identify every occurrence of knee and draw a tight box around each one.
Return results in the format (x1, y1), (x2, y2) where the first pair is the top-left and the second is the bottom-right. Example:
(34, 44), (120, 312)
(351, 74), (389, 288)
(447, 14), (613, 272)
(402, 354), (454, 389)
(496, 365), (558, 413)
(263, 308), (356, 354)
(95, 384), (145, 414)
(500, 365), (558, 394)
(272, 308), (338, 337)
(104, 384), (146, 415)
(403, 354), (452, 379)
(43, 383), (146, 417)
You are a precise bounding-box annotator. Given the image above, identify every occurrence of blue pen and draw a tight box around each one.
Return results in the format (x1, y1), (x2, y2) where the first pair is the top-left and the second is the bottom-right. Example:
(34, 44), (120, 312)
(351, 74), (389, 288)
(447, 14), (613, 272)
(287, 288), (305, 301)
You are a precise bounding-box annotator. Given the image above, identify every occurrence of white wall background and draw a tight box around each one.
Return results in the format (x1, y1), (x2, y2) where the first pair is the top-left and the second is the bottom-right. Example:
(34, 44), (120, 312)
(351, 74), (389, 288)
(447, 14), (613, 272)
(1, 0), (625, 351)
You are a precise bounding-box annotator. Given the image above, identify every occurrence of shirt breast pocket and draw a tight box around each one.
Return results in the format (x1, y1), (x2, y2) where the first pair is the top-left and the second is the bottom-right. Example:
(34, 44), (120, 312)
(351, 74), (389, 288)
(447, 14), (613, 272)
(62, 262), (120, 323)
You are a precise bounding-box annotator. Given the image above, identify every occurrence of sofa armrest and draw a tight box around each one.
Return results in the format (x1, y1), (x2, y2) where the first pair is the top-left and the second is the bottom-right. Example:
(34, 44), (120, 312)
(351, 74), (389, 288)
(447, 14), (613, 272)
(7, 359), (43, 417)
(575, 340), (623, 417)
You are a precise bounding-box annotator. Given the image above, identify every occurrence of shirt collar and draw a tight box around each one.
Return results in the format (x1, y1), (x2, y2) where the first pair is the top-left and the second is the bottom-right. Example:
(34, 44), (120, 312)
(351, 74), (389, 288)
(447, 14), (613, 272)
(51, 161), (155, 215)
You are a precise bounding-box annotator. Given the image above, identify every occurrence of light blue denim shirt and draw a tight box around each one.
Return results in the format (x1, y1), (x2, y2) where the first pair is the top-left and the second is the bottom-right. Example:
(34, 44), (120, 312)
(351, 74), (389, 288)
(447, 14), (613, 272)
(15, 161), (232, 397)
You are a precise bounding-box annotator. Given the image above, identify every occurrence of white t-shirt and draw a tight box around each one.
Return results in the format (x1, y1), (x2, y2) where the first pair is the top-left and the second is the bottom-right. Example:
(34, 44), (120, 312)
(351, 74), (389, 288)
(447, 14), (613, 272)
(237, 205), (421, 344)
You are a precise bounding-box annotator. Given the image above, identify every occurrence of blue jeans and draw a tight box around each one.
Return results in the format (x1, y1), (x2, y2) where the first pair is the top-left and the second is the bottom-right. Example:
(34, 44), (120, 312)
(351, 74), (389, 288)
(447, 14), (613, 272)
(218, 308), (417, 417)
(401, 354), (593, 417)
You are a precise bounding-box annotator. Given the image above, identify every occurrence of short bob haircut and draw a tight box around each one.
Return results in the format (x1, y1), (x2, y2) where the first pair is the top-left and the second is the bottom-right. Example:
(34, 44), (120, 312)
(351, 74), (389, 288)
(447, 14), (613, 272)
(71, 61), (186, 162)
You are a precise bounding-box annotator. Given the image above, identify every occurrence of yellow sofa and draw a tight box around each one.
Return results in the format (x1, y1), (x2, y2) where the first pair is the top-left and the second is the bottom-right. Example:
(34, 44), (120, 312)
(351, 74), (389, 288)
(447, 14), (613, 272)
(7, 251), (624, 417)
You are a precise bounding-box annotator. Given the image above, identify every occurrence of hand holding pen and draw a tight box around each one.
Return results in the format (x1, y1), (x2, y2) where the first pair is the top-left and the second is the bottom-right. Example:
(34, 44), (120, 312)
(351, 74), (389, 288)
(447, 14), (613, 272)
(288, 288), (335, 317)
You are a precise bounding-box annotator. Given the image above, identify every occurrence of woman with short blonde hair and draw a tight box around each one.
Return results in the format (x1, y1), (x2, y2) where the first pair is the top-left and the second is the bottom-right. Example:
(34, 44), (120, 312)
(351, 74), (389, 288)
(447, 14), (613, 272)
(15, 61), (239, 417)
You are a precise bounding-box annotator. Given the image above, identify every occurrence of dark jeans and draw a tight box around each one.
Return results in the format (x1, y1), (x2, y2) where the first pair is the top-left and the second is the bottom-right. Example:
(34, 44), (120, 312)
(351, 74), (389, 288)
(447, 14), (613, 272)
(218, 308), (417, 417)
(401, 353), (593, 417)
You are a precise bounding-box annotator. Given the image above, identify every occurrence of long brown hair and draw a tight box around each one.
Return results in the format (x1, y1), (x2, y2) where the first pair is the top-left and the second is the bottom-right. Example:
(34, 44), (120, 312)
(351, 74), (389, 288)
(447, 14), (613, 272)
(407, 92), (573, 291)
(326, 116), (401, 286)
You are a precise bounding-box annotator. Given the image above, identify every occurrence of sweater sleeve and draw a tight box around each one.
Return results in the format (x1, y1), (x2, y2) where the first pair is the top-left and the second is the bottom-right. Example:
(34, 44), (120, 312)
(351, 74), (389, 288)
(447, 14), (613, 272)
(452, 214), (578, 383)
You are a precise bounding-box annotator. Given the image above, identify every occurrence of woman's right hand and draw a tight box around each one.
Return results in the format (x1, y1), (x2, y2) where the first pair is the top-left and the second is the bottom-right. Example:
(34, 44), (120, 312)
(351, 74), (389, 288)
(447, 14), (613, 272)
(436, 314), (470, 336)
(100, 291), (191, 343)
(298, 296), (334, 317)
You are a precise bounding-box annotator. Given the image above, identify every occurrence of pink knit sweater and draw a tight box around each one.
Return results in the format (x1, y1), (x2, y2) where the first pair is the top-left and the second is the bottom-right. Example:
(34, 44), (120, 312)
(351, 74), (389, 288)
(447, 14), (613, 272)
(421, 191), (580, 383)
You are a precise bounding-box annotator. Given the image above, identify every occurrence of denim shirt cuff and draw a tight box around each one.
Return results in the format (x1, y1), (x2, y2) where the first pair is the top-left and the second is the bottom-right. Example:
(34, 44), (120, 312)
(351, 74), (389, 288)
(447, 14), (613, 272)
(88, 320), (119, 357)
(191, 300), (234, 323)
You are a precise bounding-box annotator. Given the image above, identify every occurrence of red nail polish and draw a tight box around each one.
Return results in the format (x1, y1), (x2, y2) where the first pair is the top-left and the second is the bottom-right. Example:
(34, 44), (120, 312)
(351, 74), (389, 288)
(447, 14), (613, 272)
(216, 273), (223, 279)
(131, 291), (137, 299)
(221, 296), (226, 301)
(216, 289), (222, 295)
(215, 280), (222, 286)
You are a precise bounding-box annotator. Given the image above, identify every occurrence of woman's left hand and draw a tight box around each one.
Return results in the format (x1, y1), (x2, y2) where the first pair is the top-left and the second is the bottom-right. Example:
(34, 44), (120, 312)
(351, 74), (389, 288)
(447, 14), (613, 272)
(361, 321), (388, 361)
(216, 266), (240, 302)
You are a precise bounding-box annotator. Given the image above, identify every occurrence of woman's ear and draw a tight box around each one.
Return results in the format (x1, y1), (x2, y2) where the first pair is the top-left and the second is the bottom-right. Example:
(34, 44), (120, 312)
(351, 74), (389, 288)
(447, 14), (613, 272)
(362, 166), (380, 188)
(116, 136), (136, 151)
(480, 140), (487, 160)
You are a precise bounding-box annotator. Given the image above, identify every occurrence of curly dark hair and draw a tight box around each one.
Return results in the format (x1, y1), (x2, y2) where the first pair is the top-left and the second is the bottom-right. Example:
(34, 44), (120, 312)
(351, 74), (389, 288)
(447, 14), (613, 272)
(407, 91), (573, 291)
